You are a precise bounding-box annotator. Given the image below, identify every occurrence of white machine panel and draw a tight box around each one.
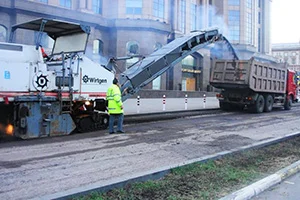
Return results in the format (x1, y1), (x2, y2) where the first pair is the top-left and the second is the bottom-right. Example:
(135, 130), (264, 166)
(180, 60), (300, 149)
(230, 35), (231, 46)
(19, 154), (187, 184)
(0, 43), (43, 92)
(79, 56), (114, 97)
(0, 61), (31, 91)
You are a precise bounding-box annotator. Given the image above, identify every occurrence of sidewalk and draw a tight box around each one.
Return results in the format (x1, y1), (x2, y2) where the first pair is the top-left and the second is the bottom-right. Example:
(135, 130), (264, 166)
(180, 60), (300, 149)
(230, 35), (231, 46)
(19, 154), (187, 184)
(221, 159), (300, 200)
(253, 170), (300, 200)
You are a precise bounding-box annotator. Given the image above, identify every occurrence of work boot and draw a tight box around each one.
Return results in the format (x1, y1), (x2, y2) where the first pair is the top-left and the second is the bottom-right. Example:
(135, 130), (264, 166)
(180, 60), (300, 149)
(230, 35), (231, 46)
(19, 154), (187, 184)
(117, 130), (125, 133)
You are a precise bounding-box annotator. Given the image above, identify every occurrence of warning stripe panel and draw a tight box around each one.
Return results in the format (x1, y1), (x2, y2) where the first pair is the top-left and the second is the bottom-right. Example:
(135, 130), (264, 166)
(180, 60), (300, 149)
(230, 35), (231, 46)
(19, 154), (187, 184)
(0, 91), (106, 102)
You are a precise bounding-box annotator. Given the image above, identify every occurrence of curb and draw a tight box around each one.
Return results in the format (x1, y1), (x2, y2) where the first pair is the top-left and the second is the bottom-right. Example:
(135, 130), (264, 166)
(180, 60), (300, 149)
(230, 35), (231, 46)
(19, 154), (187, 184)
(37, 132), (300, 200)
(219, 158), (300, 200)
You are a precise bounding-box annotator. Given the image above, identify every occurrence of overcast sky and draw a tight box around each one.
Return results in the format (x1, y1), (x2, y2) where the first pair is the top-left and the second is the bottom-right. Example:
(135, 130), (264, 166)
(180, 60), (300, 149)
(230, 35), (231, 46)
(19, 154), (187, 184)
(271, 0), (300, 44)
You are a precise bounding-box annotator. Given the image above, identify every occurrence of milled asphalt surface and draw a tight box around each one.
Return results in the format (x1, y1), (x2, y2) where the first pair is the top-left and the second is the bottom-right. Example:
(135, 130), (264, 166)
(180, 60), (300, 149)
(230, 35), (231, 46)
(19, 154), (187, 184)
(1, 97), (300, 200)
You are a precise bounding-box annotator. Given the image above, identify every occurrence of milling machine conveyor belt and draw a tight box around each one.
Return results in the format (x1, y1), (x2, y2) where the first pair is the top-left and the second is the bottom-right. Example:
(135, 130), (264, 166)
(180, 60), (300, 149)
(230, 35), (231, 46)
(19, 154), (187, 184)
(120, 28), (238, 101)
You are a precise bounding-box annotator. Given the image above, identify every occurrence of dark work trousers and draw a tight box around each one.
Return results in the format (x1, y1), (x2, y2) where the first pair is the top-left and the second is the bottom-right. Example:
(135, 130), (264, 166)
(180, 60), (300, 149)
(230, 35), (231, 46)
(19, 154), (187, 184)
(109, 113), (124, 133)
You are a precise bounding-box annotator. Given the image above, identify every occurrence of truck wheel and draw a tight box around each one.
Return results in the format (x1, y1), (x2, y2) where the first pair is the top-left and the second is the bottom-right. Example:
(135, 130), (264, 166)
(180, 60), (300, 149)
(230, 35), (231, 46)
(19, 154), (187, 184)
(102, 115), (109, 129)
(254, 95), (265, 113)
(264, 95), (273, 112)
(77, 117), (93, 133)
(284, 96), (292, 110)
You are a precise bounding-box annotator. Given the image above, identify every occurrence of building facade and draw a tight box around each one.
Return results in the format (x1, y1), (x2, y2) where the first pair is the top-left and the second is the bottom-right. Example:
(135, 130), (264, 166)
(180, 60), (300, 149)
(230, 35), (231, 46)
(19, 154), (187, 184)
(215, 0), (271, 58)
(0, 0), (271, 91)
(272, 43), (300, 72)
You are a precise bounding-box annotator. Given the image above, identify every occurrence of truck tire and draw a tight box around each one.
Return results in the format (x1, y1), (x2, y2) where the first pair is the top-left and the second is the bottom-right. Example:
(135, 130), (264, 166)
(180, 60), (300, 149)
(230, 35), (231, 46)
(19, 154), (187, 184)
(284, 96), (292, 110)
(102, 115), (109, 129)
(254, 95), (265, 113)
(264, 95), (273, 112)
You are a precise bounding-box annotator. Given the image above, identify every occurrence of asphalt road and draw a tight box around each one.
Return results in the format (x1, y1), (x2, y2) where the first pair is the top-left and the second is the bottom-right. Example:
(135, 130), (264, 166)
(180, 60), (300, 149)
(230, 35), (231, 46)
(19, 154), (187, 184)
(1, 106), (300, 199)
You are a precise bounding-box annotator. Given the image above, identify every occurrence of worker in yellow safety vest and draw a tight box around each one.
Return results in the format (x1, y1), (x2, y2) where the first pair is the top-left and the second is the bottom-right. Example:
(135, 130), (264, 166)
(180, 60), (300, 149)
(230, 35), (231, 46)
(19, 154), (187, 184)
(106, 78), (125, 134)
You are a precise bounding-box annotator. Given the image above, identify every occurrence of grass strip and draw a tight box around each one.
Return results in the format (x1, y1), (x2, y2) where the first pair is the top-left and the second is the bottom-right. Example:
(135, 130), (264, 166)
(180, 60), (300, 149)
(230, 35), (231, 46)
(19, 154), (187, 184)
(75, 136), (300, 200)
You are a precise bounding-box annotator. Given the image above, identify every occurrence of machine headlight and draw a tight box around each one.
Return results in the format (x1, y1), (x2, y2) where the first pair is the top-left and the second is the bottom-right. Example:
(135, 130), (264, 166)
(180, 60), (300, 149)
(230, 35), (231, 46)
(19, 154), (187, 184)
(84, 101), (91, 106)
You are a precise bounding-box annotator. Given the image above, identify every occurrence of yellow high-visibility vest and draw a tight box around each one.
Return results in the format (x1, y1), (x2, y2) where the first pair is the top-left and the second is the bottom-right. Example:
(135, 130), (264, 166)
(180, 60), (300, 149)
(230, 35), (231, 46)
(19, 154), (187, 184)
(106, 84), (123, 114)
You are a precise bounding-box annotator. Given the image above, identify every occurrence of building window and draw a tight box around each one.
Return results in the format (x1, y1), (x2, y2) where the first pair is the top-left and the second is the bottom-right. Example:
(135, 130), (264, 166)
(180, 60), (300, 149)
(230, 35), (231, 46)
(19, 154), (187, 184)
(208, 0), (213, 26)
(126, 41), (139, 55)
(258, 28), (261, 52)
(153, 0), (164, 18)
(246, 12), (252, 44)
(182, 55), (197, 91)
(39, 0), (48, 3)
(93, 39), (104, 55)
(60, 0), (71, 8)
(182, 55), (196, 66)
(92, 0), (102, 14)
(246, 0), (252, 45)
(191, 3), (197, 31)
(258, 12), (261, 24)
(0, 25), (7, 42)
(228, 10), (240, 41)
(152, 76), (161, 90)
(228, 0), (240, 6)
(180, 0), (186, 32)
(208, 5), (213, 27)
(125, 41), (139, 69)
(246, 0), (252, 8)
(258, 0), (261, 8)
(199, 2), (203, 29)
(153, 42), (162, 89)
(125, 41), (140, 69)
(126, 0), (142, 15)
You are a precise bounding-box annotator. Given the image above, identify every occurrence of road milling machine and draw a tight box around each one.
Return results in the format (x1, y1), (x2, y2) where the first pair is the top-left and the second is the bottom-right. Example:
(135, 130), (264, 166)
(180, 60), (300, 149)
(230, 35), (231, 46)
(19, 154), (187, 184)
(0, 18), (238, 139)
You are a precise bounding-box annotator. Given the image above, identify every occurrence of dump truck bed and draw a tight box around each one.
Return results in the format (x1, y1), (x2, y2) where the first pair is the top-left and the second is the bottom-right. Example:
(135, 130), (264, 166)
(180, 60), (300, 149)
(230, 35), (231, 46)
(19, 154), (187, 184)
(210, 59), (287, 94)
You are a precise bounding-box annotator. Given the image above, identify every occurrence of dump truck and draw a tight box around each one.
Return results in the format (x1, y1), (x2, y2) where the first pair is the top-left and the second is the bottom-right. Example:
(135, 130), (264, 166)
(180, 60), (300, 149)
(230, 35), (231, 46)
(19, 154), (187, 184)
(210, 59), (297, 113)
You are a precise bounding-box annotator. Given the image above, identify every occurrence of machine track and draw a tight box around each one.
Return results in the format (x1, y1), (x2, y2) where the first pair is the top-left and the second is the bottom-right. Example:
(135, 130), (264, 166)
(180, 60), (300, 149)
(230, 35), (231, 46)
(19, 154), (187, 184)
(75, 112), (109, 133)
